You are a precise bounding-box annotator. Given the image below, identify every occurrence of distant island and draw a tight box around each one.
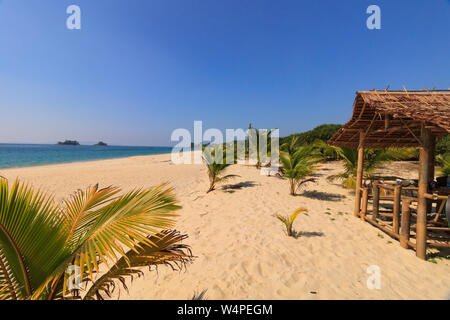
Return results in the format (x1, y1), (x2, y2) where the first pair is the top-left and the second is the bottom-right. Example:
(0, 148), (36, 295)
(57, 140), (80, 146)
(94, 141), (108, 146)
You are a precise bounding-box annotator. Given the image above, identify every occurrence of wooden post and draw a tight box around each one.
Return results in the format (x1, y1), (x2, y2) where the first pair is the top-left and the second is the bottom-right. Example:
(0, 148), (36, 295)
(416, 125), (431, 260)
(428, 137), (435, 183)
(354, 131), (365, 217)
(427, 137), (436, 214)
(393, 186), (401, 234)
(371, 181), (380, 222)
(400, 199), (411, 249)
(361, 187), (368, 221)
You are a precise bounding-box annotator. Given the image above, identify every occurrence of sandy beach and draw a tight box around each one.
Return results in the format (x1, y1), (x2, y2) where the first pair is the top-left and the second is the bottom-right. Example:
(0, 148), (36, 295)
(2, 153), (449, 300)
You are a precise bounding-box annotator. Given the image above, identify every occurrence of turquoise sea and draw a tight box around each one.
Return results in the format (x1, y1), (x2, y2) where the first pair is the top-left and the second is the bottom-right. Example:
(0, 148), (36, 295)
(0, 144), (173, 169)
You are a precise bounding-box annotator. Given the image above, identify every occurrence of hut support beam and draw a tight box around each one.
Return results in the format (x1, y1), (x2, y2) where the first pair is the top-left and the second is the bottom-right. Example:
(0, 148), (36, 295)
(416, 125), (432, 260)
(400, 199), (411, 248)
(354, 131), (365, 217)
(427, 138), (436, 214)
(393, 186), (401, 234)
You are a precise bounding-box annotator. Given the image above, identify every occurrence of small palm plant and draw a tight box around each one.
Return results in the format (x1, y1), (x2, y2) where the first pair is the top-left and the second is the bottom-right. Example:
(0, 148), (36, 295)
(274, 208), (308, 237)
(436, 153), (450, 176)
(327, 146), (415, 189)
(0, 177), (193, 300)
(248, 125), (276, 169)
(313, 139), (340, 161)
(281, 135), (300, 154)
(280, 145), (320, 196)
(203, 146), (239, 193)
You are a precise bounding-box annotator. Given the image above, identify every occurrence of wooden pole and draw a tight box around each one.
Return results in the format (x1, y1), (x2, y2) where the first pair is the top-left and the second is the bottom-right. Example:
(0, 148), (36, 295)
(361, 187), (368, 221)
(393, 186), (401, 234)
(428, 137), (435, 183)
(371, 181), (380, 222)
(427, 137), (436, 214)
(354, 131), (365, 217)
(400, 199), (411, 249)
(416, 125), (431, 260)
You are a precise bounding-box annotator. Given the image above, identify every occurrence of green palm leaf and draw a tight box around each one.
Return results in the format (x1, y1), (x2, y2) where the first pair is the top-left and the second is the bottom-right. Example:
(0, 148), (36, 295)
(0, 280), (11, 300)
(0, 177), (188, 300)
(203, 147), (239, 193)
(63, 184), (181, 283)
(275, 208), (308, 237)
(280, 146), (320, 195)
(329, 146), (416, 189)
(83, 230), (193, 300)
(437, 153), (450, 176)
(0, 178), (67, 299)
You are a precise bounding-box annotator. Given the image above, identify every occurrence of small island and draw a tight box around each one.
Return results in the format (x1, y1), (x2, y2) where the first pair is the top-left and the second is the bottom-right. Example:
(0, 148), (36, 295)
(94, 141), (108, 146)
(57, 140), (80, 146)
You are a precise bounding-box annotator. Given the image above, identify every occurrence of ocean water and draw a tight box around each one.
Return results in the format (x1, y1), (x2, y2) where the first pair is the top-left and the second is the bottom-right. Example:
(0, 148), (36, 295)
(0, 144), (173, 169)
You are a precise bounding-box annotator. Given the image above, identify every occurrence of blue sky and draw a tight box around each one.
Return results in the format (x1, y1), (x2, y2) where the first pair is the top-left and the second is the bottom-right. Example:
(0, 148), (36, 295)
(0, 0), (449, 146)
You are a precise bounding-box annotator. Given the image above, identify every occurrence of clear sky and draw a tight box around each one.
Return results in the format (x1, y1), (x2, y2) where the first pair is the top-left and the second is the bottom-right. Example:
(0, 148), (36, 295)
(0, 0), (449, 146)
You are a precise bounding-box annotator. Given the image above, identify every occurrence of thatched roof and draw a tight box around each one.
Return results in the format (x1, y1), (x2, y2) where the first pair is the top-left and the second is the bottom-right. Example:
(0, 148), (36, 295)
(328, 90), (450, 148)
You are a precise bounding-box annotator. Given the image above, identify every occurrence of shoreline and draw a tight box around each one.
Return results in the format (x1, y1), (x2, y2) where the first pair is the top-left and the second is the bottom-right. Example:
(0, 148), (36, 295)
(0, 152), (174, 171)
(0, 145), (174, 170)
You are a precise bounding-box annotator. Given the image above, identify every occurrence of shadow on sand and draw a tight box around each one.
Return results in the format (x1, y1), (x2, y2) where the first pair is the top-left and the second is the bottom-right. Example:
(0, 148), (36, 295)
(300, 190), (346, 202)
(291, 231), (325, 238)
(222, 181), (258, 193)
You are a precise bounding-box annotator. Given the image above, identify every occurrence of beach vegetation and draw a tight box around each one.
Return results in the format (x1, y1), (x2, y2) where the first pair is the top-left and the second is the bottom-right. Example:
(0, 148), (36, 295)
(0, 178), (192, 300)
(327, 146), (416, 189)
(312, 139), (340, 161)
(436, 153), (450, 176)
(280, 124), (341, 148)
(436, 134), (450, 156)
(248, 125), (276, 169)
(274, 208), (308, 237)
(279, 143), (320, 196)
(203, 147), (239, 193)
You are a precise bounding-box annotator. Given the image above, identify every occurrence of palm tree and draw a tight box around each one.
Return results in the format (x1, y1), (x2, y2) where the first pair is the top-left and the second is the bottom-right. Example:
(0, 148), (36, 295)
(280, 145), (320, 196)
(327, 146), (416, 189)
(281, 135), (300, 154)
(203, 147), (239, 193)
(248, 125), (276, 169)
(312, 139), (340, 161)
(436, 153), (450, 176)
(0, 177), (193, 300)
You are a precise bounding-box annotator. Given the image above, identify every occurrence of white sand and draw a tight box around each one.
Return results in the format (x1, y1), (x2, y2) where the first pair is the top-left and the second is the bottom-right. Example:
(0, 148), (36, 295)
(2, 153), (449, 300)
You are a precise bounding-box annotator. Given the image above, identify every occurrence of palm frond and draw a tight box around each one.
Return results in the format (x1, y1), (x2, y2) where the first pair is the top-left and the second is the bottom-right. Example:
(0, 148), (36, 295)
(331, 147), (416, 189)
(0, 178), (68, 299)
(0, 281), (11, 300)
(34, 184), (182, 299)
(192, 289), (208, 300)
(62, 185), (121, 249)
(83, 230), (193, 300)
(0, 177), (189, 300)
(66, 185), (181, 279)
(275, 208), (308, 237)
(280, 146), (320, 195)
(203, 148), (237, 192)
(437, 153), (450, 176)
(289, 208), (306, 225)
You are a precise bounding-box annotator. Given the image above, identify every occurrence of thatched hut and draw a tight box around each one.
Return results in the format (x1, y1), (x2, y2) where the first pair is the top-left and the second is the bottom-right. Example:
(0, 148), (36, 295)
(328, 89), (450, 260)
